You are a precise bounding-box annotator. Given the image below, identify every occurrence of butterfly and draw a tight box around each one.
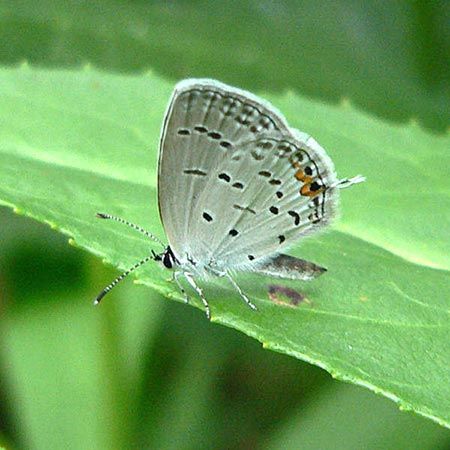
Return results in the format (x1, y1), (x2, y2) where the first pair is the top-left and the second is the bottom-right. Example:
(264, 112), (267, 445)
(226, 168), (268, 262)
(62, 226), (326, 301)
(95, 79), (364, 319)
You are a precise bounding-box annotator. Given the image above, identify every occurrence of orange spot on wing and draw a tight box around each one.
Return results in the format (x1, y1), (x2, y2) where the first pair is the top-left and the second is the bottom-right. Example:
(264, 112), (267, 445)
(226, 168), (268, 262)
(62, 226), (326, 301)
(295, 169), (313, 184)
(300, 184), (324, 197)
(300, 184), (310, 196)
(294, 169), (305, 181)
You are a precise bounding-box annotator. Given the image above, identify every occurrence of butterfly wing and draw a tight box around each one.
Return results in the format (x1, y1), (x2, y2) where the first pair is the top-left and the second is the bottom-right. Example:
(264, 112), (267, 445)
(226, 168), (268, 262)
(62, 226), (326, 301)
(158, 79), (340, 269)
(158, 79), (291, 261)
(191, 132), (340, 269)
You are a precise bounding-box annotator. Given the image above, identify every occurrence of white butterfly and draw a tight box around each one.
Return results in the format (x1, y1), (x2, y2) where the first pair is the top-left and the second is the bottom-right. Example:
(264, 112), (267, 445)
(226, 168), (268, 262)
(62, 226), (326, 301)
(95, 79), (364, 318)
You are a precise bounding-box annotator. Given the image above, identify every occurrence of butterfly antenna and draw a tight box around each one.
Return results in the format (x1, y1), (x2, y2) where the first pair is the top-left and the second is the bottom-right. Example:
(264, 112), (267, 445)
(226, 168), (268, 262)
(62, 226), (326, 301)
(96, 213), (165, 248)
(94, 255), (153, 305)
(333, 175), (366, 189)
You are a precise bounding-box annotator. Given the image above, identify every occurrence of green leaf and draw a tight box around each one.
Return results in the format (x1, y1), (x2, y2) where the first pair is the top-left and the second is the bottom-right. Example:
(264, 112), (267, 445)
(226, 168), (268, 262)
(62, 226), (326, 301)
(0, 66), (449, 428)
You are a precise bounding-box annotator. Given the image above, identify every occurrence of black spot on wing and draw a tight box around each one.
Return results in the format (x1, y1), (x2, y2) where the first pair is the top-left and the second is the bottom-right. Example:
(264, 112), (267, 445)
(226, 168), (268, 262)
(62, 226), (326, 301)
(202, 212), (213, 222)
(184, 169), (207, 176)
(288, 210), (300, 226)
(208, 131), (221, 140)
(218, 173), (231, 182)
(194, 125), (207, 133)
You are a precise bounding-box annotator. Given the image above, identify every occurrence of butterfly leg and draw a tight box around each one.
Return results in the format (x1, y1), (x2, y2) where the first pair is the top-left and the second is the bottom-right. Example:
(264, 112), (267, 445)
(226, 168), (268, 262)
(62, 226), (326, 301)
(172, 271), (189, 304)
(225, 272), (257, 312)
(183, 272), (211, 320)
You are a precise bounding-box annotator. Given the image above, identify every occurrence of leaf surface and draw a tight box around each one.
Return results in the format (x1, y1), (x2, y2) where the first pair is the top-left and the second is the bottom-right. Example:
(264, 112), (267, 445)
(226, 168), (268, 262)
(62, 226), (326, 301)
(0, 66), (449, 428)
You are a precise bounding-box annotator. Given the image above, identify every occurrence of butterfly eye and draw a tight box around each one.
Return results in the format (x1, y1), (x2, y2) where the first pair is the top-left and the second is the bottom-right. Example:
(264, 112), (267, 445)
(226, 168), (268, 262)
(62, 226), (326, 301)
(163, 251), (173, 269)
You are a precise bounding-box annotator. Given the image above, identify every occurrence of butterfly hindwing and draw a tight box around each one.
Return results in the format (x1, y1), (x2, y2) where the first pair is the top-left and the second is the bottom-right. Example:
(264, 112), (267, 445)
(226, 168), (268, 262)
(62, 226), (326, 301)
(196, 134), (340, 268)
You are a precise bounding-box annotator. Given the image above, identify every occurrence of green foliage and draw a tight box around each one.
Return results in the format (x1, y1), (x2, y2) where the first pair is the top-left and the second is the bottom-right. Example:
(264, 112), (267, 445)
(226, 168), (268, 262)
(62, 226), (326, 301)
(0, 65), (449, 432)
(1, 1), (449, 448)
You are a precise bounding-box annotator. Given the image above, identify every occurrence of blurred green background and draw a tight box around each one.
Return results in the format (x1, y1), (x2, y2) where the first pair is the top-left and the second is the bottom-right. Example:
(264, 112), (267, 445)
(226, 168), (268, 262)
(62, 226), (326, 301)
(0, 1), (449, 449)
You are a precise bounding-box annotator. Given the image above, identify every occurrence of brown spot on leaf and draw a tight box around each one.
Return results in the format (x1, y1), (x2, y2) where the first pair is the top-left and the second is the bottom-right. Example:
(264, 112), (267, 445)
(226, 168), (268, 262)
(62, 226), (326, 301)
(268, 285), (310, 307)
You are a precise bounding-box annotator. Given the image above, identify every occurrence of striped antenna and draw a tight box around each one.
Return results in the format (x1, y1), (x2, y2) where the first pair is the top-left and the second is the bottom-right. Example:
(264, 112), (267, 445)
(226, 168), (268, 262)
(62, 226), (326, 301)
(94, 255), (153, 305)
(96, 213), (165, 248)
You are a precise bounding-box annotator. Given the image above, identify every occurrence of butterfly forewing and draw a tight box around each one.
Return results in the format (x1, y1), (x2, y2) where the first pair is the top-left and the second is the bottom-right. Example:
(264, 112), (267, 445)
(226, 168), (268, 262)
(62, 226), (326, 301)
(159, 79), (288, 259)
(158, 79), (339, 269)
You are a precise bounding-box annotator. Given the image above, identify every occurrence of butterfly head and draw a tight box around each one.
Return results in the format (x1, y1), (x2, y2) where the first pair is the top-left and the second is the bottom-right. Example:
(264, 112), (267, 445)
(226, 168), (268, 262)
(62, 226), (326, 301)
(152, 246), (179, 270)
